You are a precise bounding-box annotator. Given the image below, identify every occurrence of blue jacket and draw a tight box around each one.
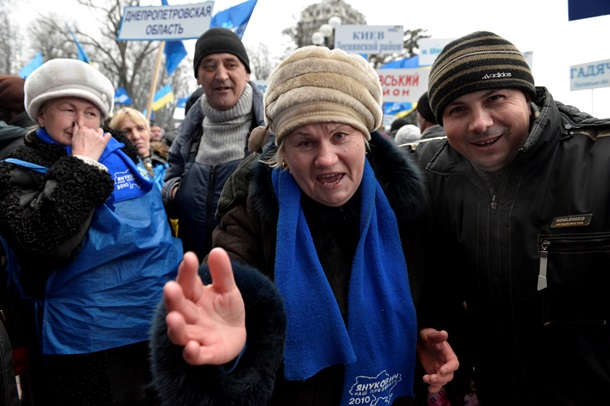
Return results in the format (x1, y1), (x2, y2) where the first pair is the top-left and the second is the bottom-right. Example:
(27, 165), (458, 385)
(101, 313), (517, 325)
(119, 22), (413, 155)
(0, 131), (183, 355)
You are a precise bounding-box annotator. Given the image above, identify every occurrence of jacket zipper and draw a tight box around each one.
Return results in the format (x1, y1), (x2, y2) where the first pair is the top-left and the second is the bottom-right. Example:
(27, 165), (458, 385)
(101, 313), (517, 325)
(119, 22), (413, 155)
(537, 234), (610, 291)
(205, 166), (217, 249)
(537, 240), (550, 291)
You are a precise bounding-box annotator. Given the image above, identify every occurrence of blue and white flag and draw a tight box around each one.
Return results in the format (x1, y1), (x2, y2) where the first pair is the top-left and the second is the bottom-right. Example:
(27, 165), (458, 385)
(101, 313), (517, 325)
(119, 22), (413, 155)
(210, 0), (258, 39)
(176, 97), (188, 109)
(114, 87), (133, 105)
(19, 52), (44, 79)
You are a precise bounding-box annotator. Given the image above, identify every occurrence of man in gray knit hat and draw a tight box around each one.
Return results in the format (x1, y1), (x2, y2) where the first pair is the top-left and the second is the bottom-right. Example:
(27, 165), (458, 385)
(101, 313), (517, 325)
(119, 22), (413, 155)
(162, 27), (266, 259)
(412, 31), (610, 405)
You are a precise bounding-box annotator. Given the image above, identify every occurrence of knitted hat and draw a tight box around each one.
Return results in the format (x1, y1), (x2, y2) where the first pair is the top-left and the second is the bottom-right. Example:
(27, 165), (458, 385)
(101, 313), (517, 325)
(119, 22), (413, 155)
(0, 75), (26, 114)
(193, 27), (251, 77)
(428, 31), (536, 125)
(390, 117), (410, 134)
(395, 124), (422, 145)
(416, 91), (436, 124)
(24, 59), (114, 121)
(264, 46), (382, 143)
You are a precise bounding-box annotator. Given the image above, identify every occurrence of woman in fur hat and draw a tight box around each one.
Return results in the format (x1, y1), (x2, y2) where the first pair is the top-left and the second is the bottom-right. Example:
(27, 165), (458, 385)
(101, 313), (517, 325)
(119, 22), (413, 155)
(0, 59), (183, 405)
(151, 46), (458, 406)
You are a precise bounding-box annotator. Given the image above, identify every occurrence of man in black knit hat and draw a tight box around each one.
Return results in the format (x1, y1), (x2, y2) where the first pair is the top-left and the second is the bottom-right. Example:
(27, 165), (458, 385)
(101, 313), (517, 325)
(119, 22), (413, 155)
(415, 91), (445, 141)
(413, 31), (610, 405)
(162, 27), (266, 259)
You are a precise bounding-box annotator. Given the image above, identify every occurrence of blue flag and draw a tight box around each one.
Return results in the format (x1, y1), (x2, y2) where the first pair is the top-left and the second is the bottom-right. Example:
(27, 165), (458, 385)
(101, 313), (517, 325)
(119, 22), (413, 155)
(67, 25), (91, 64)
(164, 40), (188, 75)
(161, 0), (187, 75)
(114, 87), (133, 105)
(19, 52), (44, 79)
(176, 97), (188, 109)
(211, 0), (258, 39)
(568, 0), (610, 20)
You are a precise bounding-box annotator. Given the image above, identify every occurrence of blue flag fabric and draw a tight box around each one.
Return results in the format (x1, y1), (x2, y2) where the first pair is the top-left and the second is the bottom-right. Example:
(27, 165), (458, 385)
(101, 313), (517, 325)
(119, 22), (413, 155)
(67, 25), (91, 64)
(114, 87), (133, 105)
(161, 0), (187, 75)
(164, 40), (188, 75)
(210, 0), (258, 38)
(176, 97), (188, 109)
(568, 0), (610, 20)
(19, 52), (44, 79)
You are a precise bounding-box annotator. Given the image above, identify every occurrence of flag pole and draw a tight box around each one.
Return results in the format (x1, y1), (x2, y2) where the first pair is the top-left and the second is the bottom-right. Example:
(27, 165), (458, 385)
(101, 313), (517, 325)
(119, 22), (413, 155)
(146, 41), (166, 121)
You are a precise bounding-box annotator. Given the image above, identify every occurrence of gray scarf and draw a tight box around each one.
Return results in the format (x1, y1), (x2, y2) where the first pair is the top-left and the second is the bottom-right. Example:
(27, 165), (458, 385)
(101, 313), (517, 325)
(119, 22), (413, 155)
(196, 84), (253, 166)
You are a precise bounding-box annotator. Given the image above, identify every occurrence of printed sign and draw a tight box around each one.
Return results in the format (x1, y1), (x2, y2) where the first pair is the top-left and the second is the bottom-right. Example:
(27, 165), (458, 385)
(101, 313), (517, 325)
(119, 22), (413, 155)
(376, 67), (430, 103)
(418, 38), (453, 66)
(118, 2), (214, 41)
(333, 25), (404, 55)
(570, 59), (610, 91)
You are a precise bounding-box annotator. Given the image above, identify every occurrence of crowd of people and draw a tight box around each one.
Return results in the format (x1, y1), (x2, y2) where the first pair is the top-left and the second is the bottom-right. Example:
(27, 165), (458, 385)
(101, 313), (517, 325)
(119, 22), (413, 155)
(0, 26), (609, 406)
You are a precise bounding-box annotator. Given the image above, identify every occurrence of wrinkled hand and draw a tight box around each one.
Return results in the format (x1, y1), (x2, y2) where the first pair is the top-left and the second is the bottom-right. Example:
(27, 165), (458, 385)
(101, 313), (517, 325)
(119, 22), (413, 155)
(417, 328), (459, 393)
(70, 122), (111, 161)
(164, 248), (246, 366)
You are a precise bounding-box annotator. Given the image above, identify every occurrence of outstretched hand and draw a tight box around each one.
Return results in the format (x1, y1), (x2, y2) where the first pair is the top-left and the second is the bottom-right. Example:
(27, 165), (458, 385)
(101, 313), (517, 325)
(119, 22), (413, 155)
(163, 248), (246, 366)
(417, 328), (459, 393)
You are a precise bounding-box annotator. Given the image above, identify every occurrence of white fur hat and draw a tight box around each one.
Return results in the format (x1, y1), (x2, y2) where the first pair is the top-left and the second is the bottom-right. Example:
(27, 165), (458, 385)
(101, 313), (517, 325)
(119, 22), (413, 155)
(264, 46), (382, 144)
(24, 59), (114, 121)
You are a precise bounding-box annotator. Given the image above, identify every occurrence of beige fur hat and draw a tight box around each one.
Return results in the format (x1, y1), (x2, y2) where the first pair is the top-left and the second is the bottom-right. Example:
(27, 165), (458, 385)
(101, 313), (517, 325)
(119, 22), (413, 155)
(264, 46), (383, 144)
(24, 59), (114, 121)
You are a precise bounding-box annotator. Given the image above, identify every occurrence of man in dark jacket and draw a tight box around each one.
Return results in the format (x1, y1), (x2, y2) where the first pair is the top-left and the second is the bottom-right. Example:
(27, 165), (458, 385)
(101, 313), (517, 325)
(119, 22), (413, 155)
(162, 28), (266, 259)
(413, 31), (610, 405)
(415, 91), (445, 141)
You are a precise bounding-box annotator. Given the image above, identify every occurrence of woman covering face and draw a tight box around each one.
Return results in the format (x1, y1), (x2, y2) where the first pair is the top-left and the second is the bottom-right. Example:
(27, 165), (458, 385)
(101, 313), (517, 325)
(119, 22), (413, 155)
(0, 58), (182, 405)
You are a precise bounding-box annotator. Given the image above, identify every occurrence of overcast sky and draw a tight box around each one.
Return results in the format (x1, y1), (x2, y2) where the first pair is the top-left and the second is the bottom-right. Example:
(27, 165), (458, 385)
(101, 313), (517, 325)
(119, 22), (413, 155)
(19, 0), (610, 118)
(241, 0), (610, 118)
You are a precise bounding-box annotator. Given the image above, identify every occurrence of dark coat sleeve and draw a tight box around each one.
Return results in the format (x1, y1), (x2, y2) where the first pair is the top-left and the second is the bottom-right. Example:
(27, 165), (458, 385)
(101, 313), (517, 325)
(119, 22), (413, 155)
(0, 321), (19, 406)
(150, 259), (287, 406)
(0, 154), (113, 265)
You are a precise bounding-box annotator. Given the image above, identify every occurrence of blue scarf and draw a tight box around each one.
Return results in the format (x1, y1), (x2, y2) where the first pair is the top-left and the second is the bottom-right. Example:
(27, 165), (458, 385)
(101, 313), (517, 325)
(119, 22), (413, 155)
(36, 128), (152, 204)
(272, 160), (417, 405)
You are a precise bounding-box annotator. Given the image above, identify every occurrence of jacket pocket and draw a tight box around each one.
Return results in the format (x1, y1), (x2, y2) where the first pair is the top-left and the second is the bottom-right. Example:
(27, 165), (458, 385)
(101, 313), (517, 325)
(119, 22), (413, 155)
(537, 232), (610, 326)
